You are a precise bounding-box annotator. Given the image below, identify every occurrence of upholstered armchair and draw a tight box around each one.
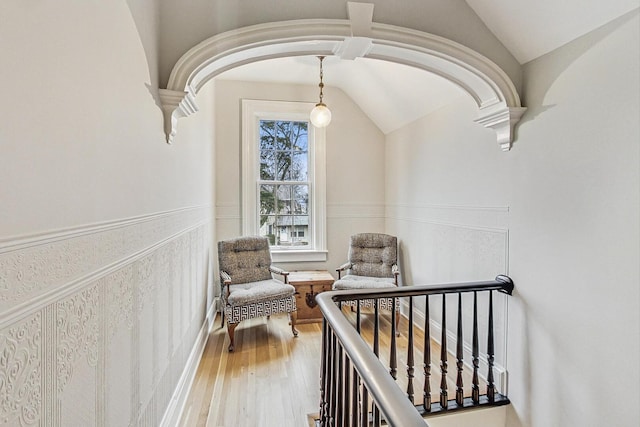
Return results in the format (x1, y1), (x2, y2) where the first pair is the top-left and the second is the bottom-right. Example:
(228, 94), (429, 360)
(333, 233), (400, 332)
(218, 236), (298, 352)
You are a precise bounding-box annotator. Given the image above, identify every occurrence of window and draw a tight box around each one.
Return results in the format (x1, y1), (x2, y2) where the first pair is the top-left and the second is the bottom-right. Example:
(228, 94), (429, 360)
(242, 100), (327, 262)
(259, 119), (309, 247)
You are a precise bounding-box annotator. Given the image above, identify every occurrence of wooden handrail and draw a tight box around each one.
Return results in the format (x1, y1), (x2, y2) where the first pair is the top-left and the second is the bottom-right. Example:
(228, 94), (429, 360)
(325, 275), (513, 303)
(317, 292), (426, 426)
(317, 275), (514, 426)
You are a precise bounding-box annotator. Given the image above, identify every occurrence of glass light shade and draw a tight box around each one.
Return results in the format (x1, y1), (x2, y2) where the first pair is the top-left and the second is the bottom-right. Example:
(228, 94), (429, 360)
(310, 103), (332, 128)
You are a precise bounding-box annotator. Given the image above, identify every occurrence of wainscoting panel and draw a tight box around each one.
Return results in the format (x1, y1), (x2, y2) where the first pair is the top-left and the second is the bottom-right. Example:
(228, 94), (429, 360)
(0, 207), (212, 427)
(386, 203), (510, 391)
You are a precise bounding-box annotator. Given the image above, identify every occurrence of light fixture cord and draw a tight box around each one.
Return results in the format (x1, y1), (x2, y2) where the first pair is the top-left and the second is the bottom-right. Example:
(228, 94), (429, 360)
(317, 56), (325, 105)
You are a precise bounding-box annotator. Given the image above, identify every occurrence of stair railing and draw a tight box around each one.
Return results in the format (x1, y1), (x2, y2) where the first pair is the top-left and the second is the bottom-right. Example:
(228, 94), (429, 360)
(316, 275), (514, 427)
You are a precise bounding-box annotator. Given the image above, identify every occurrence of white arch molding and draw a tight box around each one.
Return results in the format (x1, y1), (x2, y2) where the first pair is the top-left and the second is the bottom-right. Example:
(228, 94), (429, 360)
(159, 19), (526, 151)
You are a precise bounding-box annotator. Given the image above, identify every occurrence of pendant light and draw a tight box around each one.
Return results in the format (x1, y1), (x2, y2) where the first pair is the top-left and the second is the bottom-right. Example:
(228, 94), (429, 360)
(309, 56), (332, 128)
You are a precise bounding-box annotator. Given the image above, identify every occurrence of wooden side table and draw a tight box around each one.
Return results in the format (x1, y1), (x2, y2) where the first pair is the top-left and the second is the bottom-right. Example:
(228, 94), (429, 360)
(288, 270), (335, 324)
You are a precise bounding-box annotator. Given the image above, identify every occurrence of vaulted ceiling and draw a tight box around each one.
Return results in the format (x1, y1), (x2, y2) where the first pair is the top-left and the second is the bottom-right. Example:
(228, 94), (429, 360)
(216, 0), (638, 134)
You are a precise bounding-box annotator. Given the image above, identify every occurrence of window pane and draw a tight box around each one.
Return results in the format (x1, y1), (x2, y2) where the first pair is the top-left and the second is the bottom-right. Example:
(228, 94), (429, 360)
(275, 151), (292, 181)
(276, 121), (293, 151)
(291, 122), (308, 152)
(291, 152), (307, 181)
(259, 184), (276, 215)
(259, 215), (276, 245)
(259, 121), (276, 150)
(276, 185), (291, 214)
(292, 185), (308, 214)
(260, 150), (276, 180)
(292, 216), (309, 246)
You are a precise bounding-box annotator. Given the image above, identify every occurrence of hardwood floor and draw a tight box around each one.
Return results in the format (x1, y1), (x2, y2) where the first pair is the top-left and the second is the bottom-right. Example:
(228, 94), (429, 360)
(179, 314), (323, 427)
(179, 309), (484, 427)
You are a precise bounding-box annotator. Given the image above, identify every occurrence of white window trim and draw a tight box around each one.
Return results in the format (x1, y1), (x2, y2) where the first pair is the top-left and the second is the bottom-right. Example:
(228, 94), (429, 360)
(241, 99), (327, 262)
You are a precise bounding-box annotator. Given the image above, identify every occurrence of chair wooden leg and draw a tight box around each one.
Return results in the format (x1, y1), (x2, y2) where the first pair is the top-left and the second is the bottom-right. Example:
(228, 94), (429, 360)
(290, 311), (299, 337)
(228, 322), (238, 352)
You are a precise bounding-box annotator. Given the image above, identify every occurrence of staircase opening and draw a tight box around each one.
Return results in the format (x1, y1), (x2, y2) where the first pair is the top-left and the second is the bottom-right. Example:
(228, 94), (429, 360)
(316, 276), (514, 426)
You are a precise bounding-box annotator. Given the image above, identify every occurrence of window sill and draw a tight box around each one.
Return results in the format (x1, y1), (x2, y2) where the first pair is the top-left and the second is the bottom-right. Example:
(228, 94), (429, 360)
(271, 249), (328, 263)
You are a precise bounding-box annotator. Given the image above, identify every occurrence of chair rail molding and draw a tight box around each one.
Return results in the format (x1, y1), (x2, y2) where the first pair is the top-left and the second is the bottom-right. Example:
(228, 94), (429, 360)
(161, 18), (526, 150)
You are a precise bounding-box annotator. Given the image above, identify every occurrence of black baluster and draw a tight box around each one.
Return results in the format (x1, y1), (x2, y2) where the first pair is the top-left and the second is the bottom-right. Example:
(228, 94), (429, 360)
(328, 329), (336, 426)
(320, 319), (328, 425)
(356, 301), (361, 334)
(336, 344), (344, 427)
(456, 293), (464, 406)
(487, 290), (496, 403)
(472, 291), (480, 404)
(373, 401), (381, 427)
(352, 365), (359, 427)
(406, 296), (415, 403)
(440, 294), (448, 408)
(361, 386), (369, 427)
(423, 295), (432, 412)
(390, 297), (397, 380)
(374, 300), (380, 357)
(373, 299), (380, 426)
(344, 357), (351, 427)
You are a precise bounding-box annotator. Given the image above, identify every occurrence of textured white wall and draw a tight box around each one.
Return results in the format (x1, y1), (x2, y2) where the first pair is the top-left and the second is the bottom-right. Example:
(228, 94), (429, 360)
(213, 79), (386, 274)
(0, 1), (215, 426)
(385, 12), (639, 427)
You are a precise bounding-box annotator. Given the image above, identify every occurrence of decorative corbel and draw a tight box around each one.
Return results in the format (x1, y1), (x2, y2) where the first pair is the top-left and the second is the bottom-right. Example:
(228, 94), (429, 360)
(475, 106), (527, 151)
(158, 89), (199, 144)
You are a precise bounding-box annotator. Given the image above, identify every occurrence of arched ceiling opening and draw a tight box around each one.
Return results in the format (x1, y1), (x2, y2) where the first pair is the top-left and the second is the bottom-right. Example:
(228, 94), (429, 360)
(159, 13), (526, 150)
(216, 55), (471, 136)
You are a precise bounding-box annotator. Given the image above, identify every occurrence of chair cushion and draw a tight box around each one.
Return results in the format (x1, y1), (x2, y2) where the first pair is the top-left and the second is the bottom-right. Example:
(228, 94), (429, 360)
(227, 279), (295, 306)
(349, 233), (397, 278)
(333, 274), (396, 290)
(218, 236), (273, 285)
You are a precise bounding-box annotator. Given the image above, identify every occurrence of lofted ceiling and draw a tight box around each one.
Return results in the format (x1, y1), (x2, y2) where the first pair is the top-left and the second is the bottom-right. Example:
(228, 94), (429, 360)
(465, 0), (639, 64)
(217, 56), (468, 135)
(217, 0), (638, 134)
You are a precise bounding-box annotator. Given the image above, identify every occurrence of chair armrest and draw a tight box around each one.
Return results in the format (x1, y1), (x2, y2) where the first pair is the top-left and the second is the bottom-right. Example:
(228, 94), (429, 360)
(270, 265), (290, 283)
(220, 270), (232, 299)
(336, 262), (352, 279)
(220, 270), (232, 284)
(392, 264), (400, 286)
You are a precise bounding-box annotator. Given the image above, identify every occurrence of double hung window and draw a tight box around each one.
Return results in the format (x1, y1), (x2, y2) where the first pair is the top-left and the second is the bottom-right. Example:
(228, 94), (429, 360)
(258, 120), (309, 247)
(242, 100), (327, 262)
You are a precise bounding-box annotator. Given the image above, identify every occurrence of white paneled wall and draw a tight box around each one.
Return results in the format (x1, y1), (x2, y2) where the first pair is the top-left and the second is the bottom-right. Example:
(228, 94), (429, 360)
(386, 203), (510, 391)
(0, 207), (212, 427)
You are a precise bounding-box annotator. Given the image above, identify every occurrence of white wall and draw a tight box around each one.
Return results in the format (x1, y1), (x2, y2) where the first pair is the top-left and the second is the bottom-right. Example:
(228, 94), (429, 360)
(507, 12), (639, 427)
(385, 11), (639, 427)
(214, 79), (386, 274)
(0, 1), (215, 426)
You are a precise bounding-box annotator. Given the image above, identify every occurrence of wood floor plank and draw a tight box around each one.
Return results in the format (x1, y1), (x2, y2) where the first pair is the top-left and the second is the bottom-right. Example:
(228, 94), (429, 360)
(180, 309), (487, 426)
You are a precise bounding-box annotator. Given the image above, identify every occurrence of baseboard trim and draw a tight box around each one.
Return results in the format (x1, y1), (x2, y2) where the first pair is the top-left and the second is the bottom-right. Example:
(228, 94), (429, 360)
(160, 303), (216, 427)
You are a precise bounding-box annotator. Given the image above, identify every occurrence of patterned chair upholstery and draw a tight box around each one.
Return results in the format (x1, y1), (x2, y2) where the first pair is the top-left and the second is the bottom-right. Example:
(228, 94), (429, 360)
(334, 233), (400, 332)
(218, 236), (298, 352)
